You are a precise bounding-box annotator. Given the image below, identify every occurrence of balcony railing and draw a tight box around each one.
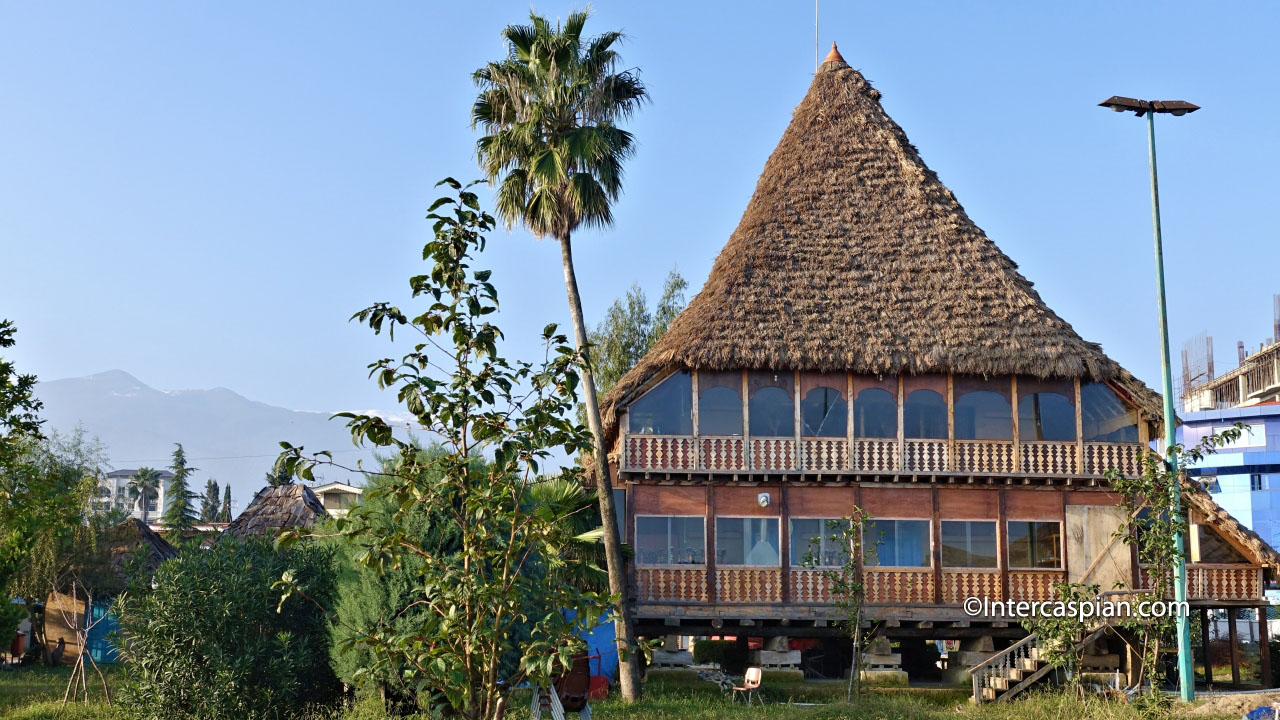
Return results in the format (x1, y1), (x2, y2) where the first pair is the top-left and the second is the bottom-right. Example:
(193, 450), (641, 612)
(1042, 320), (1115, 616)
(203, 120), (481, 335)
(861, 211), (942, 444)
(623, 432), (1141, 478)
(1138, 565), (1263, 601)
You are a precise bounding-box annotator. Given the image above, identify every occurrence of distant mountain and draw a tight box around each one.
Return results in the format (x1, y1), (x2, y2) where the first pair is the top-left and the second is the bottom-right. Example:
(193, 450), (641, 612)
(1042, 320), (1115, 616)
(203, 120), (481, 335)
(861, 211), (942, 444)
(35, 370), (377, 515)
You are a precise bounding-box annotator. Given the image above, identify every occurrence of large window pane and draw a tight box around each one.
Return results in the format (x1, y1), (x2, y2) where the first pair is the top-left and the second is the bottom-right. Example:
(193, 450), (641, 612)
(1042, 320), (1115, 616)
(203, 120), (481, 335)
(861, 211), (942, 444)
(941, 521), (997, 568)
(904, 390), (947, 439)
(716, 517), (780, 566)
(1081, 382), (1139, 443)
(628, 372), (692, 435)
(802, 388), (847, 437)
(853, 388), (897, 439)
(699, 373), (743, 436)
(1192, 525), (1248, 563)
(635, 516), (704, 565)
(863, 519), (931, 567)
(1007, 521), (1061, 568)
(749, 371), (794, 436)
(954, 377), (1012, 440)
(790, 518), (849, 566)
(1018, 392), (1076, 442)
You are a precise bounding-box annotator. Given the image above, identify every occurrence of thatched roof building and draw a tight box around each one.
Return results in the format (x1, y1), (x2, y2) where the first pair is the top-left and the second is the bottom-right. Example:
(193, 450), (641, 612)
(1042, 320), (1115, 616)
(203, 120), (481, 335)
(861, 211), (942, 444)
(106, 518), (179, 576)
(220, 484), (327, 540)
(602, 44), (1161, 441)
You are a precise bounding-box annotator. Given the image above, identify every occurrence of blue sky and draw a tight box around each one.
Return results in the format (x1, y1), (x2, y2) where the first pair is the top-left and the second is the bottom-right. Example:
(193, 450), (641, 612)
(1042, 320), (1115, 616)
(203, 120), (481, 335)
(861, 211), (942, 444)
(3, 1), (1278, 422)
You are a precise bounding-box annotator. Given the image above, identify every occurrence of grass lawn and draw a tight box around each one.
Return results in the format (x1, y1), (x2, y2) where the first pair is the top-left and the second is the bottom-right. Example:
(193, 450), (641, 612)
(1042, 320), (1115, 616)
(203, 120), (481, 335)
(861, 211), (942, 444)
(0, 666), (1248, 719)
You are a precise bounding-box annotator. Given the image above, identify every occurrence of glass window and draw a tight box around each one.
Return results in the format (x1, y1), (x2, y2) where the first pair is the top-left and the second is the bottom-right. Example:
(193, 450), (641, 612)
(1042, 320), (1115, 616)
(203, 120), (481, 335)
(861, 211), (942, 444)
(628, 372), (692, 435)
(613, 489), (627, 543)
(954, 378), (1012, 441)
(699, 372), (743, 436)
(863, 519), (931, 568)
(790, 518), (850, 566)
(802, 388), (847, 438)
(716, 517), (780, 566)
(1007, 521), (1062, 569)
(904, 389), (947, 439)
(1081, 382), (1139, 443)
(1018, 392), (1076, 442)
(1252, 474), (1265, 491)
(749, 371), (794, 437)
(1214, 425), (1265, 449)
(853, 388), (897, 439)
(635, 516), (704, 565)
(941, 521), (997, 568)
(1192, 525), (1248, 563)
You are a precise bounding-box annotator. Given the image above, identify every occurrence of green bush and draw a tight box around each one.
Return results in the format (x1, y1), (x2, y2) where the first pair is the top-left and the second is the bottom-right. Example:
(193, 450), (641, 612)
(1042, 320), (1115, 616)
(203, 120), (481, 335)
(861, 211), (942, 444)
(113, 539), (339, 720)
(691, 639), (748, 674)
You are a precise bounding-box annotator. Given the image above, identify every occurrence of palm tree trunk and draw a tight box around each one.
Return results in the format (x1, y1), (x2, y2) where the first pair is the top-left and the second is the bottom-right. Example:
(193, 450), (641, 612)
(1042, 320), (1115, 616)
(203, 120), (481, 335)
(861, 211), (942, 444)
(558, 233), (643, 702)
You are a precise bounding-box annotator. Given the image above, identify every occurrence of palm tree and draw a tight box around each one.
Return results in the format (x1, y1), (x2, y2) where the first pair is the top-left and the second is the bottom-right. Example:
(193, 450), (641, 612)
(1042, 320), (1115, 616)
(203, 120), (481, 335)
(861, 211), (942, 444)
(473, 9), (647, 700)
(127, 467), (162, 525)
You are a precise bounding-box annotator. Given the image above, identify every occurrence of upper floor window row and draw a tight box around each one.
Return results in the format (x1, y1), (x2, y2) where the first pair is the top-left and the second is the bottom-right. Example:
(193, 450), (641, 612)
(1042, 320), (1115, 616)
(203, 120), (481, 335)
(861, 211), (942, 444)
(627, 372), (1139, 443)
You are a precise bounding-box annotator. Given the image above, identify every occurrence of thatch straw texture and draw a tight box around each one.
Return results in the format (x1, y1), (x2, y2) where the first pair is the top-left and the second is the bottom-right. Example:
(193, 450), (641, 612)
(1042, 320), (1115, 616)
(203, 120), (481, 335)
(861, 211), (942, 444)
(220, 484), (327, 540)
(603, 48), (1161, 439)
(107, 518), (179, 577)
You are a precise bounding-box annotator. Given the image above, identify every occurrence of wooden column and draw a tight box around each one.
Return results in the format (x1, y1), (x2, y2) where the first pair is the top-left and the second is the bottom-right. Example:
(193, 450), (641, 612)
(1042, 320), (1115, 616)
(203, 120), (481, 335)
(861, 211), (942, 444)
(997, 490), (1010, 601)
(742, 370), (751, 473)
(794, 370), (802, 471)
(706, 486), (717, 603)
(626, 483), (637, 600)
(946, 374), (955, 472)
(932, 487), (943, 604)
(896, 376), (905, 473)
(1201, 607), (1213, 684)
(692, 370), (701, 471)
(1010, 376), (1021, 472)
(1060, 491), (1070, 579)
(1074, 378), (1085, 475)
(853, 484), (864, 579)
(847, 373), (856, 472)
(780, 484), (791, 604)
(1260, 605), (1272, 687)
(1229, 607), (1242, 685)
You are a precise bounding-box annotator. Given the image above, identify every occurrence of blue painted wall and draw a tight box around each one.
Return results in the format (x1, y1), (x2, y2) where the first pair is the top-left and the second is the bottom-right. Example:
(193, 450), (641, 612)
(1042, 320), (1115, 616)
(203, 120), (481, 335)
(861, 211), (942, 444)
(1179, 405), (1280, 550)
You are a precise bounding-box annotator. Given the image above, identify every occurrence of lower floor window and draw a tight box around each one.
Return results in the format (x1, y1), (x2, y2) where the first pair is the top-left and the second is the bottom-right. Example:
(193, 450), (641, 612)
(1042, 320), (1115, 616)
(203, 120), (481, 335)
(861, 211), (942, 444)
(941, 520), (997, 568)
(863, 519), (931, 567)
(790, 518), (850, 567)
(635, 516), (704, 565)
(716, 517), (780, 566)
(1007, 521), (1061, 569)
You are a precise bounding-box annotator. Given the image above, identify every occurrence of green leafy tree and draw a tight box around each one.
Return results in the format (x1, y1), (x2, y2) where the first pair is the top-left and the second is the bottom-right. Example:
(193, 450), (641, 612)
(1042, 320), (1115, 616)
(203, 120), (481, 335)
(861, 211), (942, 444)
(472, 10), (649, 699)
(127, 467), (162, 525)
(161, 444), (199, 535)
(200, 478), (220, 522)
(802, 510), (874, 700)
(220, 484), (232, 522)
(114, 538), (339, 720)
(0, 319), (48, 591)
(277, 180), (610, 719)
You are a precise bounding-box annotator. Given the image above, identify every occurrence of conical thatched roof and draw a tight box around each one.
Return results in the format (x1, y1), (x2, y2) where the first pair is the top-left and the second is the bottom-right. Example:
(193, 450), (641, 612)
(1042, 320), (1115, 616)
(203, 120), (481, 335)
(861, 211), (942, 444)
(603, 47), (1161, 438)
(220, 484), (327, 540)
(107, 518), (179, 577)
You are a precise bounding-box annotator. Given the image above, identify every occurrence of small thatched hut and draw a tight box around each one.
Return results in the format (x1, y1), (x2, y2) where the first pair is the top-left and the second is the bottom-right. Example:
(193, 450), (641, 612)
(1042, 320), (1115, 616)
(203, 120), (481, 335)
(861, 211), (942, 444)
(602, 44), (1279, 693)
(220, 484), (328, 540)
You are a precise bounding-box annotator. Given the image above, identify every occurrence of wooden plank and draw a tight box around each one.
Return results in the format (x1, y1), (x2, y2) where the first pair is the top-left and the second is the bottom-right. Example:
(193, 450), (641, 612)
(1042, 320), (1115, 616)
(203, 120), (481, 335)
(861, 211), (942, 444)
(781, 484), (791, 604)
(897, 375), (906, 474)
(742, 370), (751, 470)
(932, 487), (943, 605)
(1074, 378), (1084, 472)
(998, 490), (1010, 600)
(1230, 607), (1242, 685)
(789, 486), (856, 516)
(1005, 489), (1063, 520)
(862, 487), (932, 519)
(1011, 376), (1021, 471)
(634, 485), (706, 515)
(1202, 607), (1213, 684)
(848, 373), (856, 472)
(1260, 605), (1271, 687)
(692, 370), (701, 470)
(939, 488), (999, 519)
(715, 486), (781, 516)
(707, 486), (717, 603)
(1061, 490), (1070, 579)
(1065, 491), (1126, 506)
(947, 374), (955, 472)
(794, 370), (803, 470)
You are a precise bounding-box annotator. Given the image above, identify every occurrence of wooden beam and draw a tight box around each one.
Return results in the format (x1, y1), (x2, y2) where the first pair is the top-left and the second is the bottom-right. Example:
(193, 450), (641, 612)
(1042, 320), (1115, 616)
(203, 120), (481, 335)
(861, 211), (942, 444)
(742, 370), (751, 470)
(1261, 605), (1272, 687)
(1201, 606), (1213, 684)
(1074, 377), (1085, 472)
(897, 375), (906, 474)
(707, 486), (717, 604)
(692, 370), (701, 470)
(781, 483), (791, 605)
(998, 489), (1009, 601)
(794, 370), (802, 470)
(1011, 376), (1021, 473)
(932, 486), (943, 605)
(946, 374), (955, 472)
(848, 372), (856, 472)
(1230, 607), (1242, 685)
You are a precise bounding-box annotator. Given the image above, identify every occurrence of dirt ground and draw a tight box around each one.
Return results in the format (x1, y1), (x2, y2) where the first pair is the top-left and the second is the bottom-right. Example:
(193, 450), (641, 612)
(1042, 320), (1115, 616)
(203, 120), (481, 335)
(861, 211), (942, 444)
(1185, 691), (1280, 717)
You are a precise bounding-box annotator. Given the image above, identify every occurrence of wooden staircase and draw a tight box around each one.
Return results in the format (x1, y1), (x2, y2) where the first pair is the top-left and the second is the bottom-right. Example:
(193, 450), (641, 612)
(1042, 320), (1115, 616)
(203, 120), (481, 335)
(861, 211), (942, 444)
(969, 627), (1110, 703)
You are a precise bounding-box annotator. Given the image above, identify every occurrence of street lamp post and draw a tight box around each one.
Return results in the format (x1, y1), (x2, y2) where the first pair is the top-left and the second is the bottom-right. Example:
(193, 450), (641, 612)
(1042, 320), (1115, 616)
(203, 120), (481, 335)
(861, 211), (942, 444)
(1099, 95), (1199, 702)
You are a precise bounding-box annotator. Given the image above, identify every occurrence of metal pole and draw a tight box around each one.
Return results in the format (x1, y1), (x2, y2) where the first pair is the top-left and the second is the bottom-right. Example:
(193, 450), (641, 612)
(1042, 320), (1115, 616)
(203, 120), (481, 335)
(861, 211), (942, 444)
(1147, 110), (1194, 702)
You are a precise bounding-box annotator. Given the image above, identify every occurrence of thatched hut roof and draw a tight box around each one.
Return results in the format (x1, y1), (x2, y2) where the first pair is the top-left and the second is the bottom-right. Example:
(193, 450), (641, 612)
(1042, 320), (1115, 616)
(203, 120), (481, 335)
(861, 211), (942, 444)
(106, 518), (179, 577)
(603, 45), (1161, 440)
(220, 484), (327, 540)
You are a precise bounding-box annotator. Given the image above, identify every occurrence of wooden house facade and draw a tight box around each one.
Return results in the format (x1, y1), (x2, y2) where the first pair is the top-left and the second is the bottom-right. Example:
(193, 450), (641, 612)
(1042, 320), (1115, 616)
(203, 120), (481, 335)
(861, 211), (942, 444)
(599, 46), (1279, 687)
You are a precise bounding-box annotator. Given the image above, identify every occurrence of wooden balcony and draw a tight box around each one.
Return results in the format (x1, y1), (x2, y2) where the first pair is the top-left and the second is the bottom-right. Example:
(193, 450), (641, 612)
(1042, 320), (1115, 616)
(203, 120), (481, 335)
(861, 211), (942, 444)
(1138, 565), (1264, 601)
(622, 433), (1142, 479)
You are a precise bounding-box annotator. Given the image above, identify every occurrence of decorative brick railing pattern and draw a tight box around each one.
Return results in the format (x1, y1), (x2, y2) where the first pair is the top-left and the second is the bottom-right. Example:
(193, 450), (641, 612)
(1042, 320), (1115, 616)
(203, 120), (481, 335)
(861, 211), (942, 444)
(802, 438), (848, 472)
(636, 567), (709, 603)
(1007, 570), (1065, 602)
(700, 436), (745, 471)
(1020, 442), (1078, 475)
(1139, 565), (1262, 600)
(903, 439), (948, 472)
(851, 438), (899, 472)
(941, 570), (1002, 604)
(789, 569), (836, 604)
(750, 438), (796, 471)
(623, 435), (698, 471)
(714, 568), (783, 604)
(954, 441), (1015, 474)
(1086, 443), (1142, 477)
(864, 569), (934, 604)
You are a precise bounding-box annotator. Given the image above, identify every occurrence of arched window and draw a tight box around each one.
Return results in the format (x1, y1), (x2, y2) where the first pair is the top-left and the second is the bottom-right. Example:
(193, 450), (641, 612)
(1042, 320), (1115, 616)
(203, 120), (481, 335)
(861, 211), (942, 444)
(1081, 382), (1138, 443)
(903, 389), (947, 439)
(1017, 378), (1076, 442)
(628, 372), (692, 435)
(699, 371), (742, 436)
(802, 388), (847, 437)
(954, 377), (1012, 441)
(749, 371), (794, 437)
(853, 388), (897, 438)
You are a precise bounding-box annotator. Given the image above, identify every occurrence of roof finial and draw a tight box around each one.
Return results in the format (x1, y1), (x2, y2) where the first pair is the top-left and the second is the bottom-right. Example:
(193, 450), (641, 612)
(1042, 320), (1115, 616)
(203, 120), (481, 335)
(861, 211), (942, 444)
(823, 41), (846, 66)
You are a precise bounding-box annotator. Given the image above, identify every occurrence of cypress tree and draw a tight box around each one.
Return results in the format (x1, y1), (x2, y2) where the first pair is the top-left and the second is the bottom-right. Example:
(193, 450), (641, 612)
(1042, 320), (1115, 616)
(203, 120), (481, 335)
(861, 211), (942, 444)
(220, 484), (232, 522)
(161, 443), (199, 535)
(200, 479), (220, 522)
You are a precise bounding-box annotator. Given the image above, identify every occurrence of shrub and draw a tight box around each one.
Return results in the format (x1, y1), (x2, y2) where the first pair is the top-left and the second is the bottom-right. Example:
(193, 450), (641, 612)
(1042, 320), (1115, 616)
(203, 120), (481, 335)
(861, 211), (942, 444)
(113, 539), (339, 720)
(691, 639), (748, 674)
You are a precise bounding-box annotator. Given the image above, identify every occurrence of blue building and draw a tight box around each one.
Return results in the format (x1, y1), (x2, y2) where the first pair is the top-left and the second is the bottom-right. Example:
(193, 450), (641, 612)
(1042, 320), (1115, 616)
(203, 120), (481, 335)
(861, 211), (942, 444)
(1180, 404), (1280, 549)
